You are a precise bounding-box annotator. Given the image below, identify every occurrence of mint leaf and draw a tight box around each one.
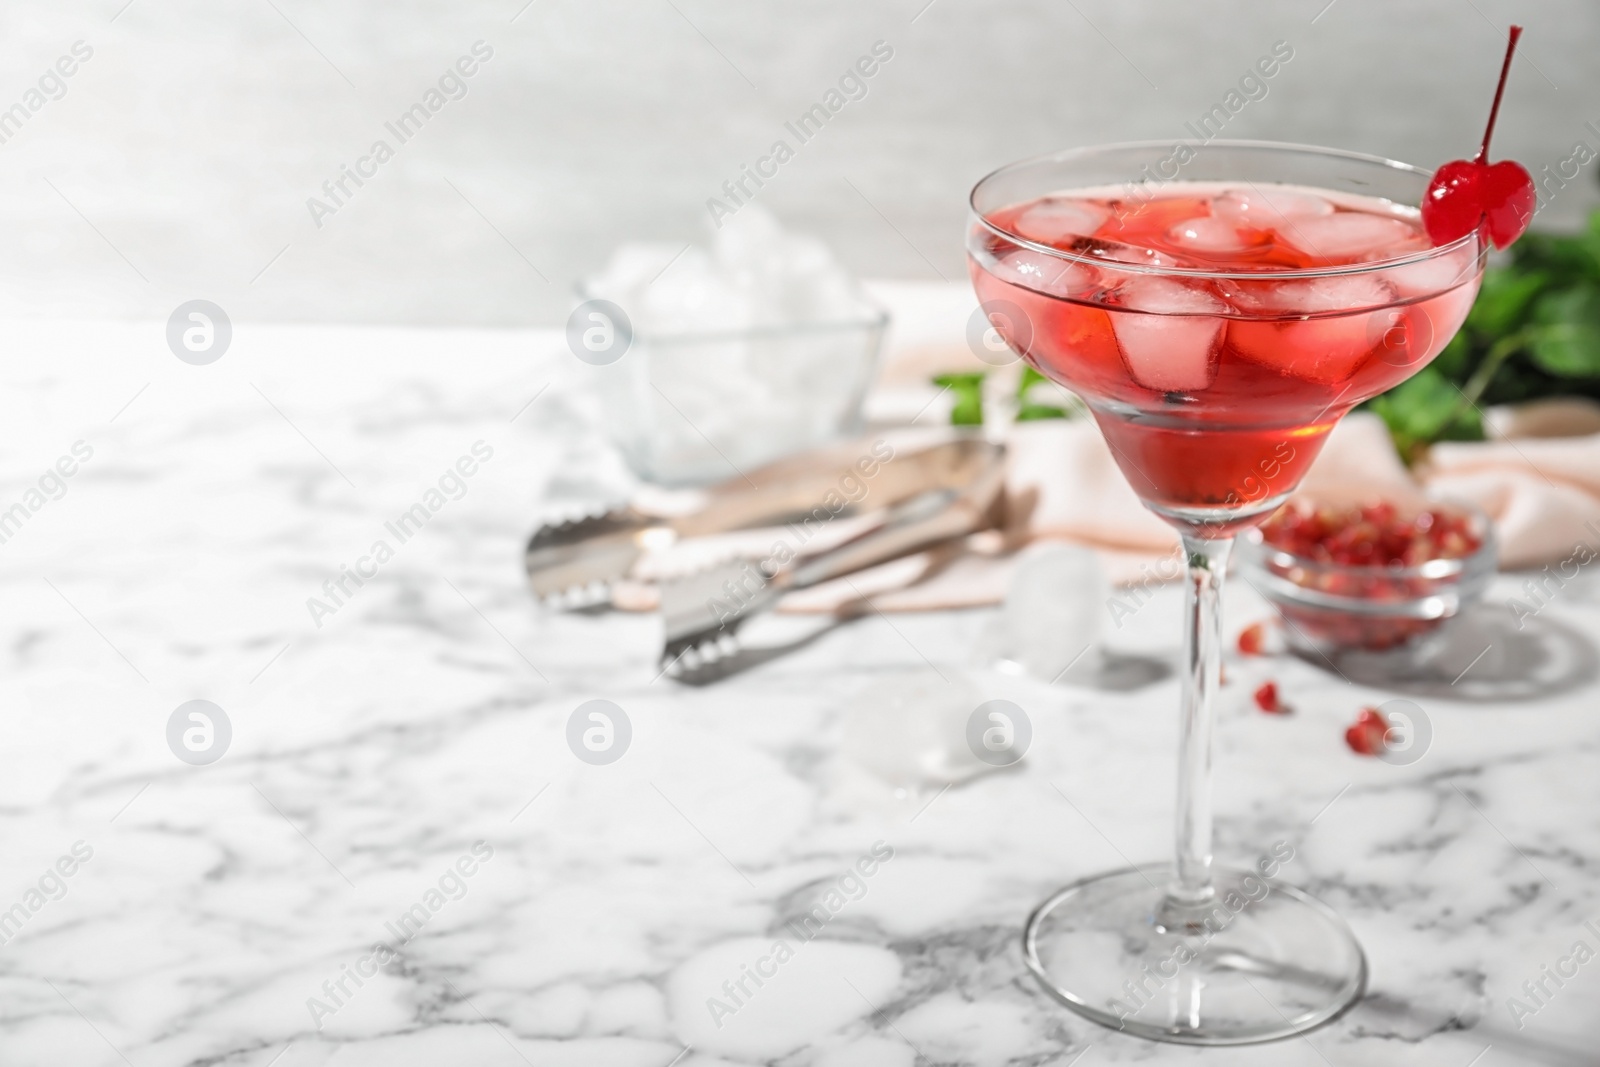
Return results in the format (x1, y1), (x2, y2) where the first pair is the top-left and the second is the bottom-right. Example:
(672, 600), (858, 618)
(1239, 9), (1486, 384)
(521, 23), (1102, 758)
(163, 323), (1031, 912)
(1430, 331), (1473, 380)
(1365, 205), (1600, 453)
(1016, 403), (1067, 421)
(1532, 285), (1600, 328)
(933, 372), (985, 425)
(1527, 288), (1600, 377)
(1017, 366), (1047, 397)
(1369, 366), (1480, 459)
(1513, 230), (1600, 285)
(1017, 365), (1082, 420)
(1529, 322), (1600, 376)
(1466, 266), (1547, 336)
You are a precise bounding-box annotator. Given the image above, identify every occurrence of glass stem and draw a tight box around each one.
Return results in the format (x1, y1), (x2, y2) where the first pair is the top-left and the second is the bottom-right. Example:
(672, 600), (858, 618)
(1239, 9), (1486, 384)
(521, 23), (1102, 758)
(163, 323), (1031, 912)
(1171, 534), (1233, 908)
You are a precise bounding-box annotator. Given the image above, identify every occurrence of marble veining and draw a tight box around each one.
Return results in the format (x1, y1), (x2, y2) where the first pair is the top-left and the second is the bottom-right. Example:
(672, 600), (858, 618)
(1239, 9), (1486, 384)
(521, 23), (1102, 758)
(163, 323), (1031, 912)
(0, 319), (1596, 1065)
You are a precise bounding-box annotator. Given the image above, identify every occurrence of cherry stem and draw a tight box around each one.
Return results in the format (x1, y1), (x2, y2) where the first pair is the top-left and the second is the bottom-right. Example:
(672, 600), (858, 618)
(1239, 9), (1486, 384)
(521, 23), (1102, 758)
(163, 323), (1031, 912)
(1475, 25), (1522, 164)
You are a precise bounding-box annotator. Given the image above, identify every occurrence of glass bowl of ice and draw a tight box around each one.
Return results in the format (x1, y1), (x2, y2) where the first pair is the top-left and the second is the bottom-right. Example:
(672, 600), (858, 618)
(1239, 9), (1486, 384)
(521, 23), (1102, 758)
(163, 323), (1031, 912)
(580, 208), (888, 485)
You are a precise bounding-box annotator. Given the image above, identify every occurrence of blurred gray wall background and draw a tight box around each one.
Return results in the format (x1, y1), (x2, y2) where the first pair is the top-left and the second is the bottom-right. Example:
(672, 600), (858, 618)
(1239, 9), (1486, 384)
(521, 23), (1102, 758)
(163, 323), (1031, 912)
(0, 0), (1594, 326)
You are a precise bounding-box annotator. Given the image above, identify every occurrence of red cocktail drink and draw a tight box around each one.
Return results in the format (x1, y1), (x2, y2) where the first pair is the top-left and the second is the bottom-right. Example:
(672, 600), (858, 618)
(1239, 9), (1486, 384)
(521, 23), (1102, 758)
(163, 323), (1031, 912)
(970, 181), (1480, 533)
(969, 141), (1488, 1045)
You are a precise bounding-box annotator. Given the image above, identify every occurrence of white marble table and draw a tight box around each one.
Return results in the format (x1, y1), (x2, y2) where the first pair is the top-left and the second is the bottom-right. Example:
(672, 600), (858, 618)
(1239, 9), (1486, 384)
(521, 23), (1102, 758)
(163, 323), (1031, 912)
(1, 318), (1597, 1067)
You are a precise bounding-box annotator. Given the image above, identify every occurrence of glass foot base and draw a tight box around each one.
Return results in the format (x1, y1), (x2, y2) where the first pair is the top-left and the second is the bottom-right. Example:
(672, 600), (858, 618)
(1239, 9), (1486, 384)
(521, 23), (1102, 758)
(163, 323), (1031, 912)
(1023, 865), (1366, 1045)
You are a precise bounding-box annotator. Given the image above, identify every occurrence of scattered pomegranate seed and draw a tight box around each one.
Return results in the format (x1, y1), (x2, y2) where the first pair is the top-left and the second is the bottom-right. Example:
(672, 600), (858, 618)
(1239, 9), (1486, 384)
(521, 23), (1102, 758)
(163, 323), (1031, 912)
(1253, 681), (1287, 714)
(1345, 707), (1390, 756)
(1421, 25), (1535, 249)
(1237, 622), (1268, 656)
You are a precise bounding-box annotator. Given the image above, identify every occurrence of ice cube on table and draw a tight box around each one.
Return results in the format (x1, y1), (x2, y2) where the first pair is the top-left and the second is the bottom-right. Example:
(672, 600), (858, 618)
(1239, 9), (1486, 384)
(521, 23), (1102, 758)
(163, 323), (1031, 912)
(842, 670), (992, 787)
(1211, 187), (1334, 228)
(1167, 216), (1259, 254)
(1277, 213), (1416, 261)
(1109, 276), (1228, 392)
(1225, 275), (1398, 385)
(1013, 198), (1112, 246)
(988, 542), (1107, 682)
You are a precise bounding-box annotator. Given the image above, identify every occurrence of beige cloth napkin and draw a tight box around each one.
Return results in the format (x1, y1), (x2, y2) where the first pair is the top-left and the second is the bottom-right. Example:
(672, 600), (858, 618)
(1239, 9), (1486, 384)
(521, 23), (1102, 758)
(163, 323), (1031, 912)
(1425, 436), (1600, 570)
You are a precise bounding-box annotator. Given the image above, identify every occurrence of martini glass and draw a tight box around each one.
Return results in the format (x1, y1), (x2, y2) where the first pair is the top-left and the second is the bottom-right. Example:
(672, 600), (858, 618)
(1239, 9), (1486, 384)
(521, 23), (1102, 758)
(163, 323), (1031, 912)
(966, 141), (1484, 1044)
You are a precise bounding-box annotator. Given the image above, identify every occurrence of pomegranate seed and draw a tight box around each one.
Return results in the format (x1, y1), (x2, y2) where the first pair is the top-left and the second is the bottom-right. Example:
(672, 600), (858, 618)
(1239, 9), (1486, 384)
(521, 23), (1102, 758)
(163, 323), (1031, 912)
(1260, 499), (1484, 651)
(1345, 707), (1390, 756)
(1261, 500), (1481, 567)
(1253, 681), (1287, 714)
(1237, 622), (1268, 656)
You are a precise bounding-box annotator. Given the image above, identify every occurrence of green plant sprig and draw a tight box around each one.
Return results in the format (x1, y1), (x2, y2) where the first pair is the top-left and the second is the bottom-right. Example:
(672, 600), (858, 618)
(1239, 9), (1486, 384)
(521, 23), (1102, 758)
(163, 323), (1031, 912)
(932, 366), (1084, 426)
(1369, 204), (1600, 461)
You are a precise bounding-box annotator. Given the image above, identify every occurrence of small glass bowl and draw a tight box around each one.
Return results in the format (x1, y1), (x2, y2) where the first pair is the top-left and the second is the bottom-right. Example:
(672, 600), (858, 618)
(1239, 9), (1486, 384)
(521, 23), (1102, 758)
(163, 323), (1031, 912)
(1236, 503), (1497, 657)
(581, 285), (888, 486)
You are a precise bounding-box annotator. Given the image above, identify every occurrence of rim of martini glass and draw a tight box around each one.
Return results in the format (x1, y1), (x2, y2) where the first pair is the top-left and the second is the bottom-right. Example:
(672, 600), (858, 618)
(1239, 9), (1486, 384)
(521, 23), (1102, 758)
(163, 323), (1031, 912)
(968, 138), (1483, 281)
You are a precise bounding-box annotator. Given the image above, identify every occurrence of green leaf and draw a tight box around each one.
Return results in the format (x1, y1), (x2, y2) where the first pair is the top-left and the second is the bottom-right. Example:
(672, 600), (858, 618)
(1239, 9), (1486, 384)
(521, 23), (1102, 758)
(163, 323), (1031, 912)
(1430, 331), (1473, 380)
(1015, 365), (1083, 420)
(1016, 403), (1067, 421)
(1529, 322), (1600, 377)
(1525, 287), (1600, 377)
(1369, 366), (1481, 459)
(933, 372), (985, 425)
(1466, 266), (1547, 336)
(1532, 285), (1600, 328)
(1363, 205), (1600, 449)
(1512, 231), (1600, 285)
(1584, 204), (1600, 259)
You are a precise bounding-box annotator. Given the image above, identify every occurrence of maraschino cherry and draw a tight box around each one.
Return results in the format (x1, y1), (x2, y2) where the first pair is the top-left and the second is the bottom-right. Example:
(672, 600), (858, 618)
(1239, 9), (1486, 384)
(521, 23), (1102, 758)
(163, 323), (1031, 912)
(1421, 25), (1536, 250)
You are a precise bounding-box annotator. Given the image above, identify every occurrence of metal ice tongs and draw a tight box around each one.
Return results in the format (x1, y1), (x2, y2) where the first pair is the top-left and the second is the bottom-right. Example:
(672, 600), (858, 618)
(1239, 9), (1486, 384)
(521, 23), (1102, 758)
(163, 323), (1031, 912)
(656, 439), (1006, 678)
(525, 437), (995, 608)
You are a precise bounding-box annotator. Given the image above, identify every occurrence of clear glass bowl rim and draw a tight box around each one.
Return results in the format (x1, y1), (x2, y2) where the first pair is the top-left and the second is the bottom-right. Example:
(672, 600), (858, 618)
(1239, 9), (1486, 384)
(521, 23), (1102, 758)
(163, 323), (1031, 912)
(968, 139), (1483, 281)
